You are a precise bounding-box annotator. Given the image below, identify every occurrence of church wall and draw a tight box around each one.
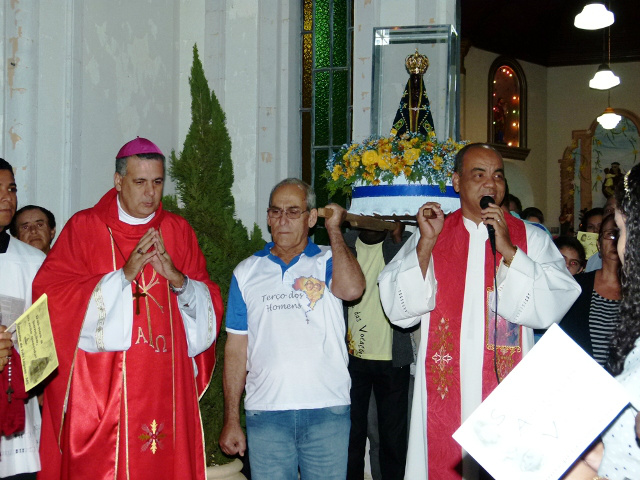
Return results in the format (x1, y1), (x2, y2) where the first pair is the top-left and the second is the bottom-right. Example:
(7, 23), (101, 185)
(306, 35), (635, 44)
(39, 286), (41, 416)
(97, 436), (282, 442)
(1, 0), (194, 228)
(462, 47), (548, 223)
(0, 0), (300, 240)
(200, 0), (300, 237)
(545, 62), (640, 228)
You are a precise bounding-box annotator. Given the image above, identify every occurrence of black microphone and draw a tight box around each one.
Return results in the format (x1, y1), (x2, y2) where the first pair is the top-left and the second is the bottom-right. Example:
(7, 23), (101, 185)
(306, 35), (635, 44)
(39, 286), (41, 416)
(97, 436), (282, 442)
(480, 196), (496, 255)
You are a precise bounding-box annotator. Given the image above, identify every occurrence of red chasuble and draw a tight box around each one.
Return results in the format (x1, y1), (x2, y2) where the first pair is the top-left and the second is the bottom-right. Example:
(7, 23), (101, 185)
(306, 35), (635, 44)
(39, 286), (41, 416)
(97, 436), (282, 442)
(426, 210), (527, 479)
(33, 189), (223, 480)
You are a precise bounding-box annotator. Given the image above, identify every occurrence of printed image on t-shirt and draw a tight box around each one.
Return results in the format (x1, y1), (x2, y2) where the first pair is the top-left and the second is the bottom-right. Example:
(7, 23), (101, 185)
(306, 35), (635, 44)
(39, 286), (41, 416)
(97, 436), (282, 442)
(292, 276), (325, 310)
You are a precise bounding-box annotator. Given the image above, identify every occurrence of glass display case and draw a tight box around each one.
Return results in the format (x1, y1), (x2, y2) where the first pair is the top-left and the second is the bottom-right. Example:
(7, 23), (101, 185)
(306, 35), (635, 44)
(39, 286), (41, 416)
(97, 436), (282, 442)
(370, 25), (460, 141)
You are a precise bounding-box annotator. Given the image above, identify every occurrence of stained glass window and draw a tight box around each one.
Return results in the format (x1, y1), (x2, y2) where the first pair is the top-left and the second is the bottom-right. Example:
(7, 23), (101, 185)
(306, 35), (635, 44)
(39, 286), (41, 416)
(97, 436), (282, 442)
(301, 0), (353, 212)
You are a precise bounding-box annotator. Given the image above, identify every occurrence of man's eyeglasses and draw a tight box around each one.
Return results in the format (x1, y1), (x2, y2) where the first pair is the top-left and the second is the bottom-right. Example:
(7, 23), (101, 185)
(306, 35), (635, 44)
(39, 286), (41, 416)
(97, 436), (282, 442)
(267, 207), (309, 220)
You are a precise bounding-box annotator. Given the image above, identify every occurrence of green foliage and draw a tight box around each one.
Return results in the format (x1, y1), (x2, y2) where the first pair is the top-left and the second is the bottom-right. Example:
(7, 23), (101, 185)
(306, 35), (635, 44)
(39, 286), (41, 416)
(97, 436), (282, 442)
(163, 44), (264, 466)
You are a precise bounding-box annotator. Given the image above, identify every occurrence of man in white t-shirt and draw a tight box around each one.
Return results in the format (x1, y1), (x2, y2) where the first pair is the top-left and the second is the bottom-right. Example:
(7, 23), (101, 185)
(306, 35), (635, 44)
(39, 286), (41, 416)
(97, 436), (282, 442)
(220, 178), (365, 480)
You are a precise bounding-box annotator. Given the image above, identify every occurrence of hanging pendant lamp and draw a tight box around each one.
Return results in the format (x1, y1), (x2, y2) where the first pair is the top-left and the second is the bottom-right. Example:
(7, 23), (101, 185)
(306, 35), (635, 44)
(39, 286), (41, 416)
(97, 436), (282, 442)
(597, 91), (621, 130)
(589, 18), (620, 91)
(574, 3), (615, 30)
(589, 64), (620, 90)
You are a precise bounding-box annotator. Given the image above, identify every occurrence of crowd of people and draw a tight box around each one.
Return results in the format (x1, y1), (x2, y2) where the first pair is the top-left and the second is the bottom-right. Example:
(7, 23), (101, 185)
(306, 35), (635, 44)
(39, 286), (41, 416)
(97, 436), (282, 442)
(0, 140), (637, 480)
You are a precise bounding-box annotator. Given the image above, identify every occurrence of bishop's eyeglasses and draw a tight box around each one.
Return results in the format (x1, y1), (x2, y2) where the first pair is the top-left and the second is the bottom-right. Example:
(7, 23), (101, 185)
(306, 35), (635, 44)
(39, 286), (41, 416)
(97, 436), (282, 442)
(267, 207), (309, 220)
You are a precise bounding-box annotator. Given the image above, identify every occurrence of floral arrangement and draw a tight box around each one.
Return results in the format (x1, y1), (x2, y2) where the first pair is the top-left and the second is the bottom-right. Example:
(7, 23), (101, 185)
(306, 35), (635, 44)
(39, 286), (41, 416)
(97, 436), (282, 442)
(325, 131), (467, 196)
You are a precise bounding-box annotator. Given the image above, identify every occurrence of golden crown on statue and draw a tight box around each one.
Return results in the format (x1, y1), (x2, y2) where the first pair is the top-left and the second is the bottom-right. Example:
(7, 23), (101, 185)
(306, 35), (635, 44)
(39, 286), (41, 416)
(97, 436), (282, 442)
(405, 49), (430, 75)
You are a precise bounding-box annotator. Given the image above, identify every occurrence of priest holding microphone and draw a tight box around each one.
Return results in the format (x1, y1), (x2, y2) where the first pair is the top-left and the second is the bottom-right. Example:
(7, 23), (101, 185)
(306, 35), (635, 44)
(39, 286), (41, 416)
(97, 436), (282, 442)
(378, 143), (581, 480)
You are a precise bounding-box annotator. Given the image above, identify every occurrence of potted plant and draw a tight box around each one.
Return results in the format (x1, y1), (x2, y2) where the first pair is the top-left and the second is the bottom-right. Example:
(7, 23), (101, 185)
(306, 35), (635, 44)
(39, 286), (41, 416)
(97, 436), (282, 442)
(164, 44), (264, 478)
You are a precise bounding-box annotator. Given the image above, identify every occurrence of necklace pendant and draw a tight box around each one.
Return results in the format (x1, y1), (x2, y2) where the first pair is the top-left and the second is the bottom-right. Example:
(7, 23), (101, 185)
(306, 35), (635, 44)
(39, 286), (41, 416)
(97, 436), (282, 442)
(133, 282), (147, 315)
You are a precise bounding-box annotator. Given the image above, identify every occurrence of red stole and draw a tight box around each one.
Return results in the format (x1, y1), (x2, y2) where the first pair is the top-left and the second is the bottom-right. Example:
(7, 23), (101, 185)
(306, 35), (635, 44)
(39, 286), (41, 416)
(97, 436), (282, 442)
(33, 189), (223, 480)
(425, 210), (527, 479)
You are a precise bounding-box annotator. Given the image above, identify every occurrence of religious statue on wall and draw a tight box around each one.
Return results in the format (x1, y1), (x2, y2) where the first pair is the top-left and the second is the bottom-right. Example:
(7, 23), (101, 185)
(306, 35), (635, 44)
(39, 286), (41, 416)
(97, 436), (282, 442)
(602, 161), (624, 198)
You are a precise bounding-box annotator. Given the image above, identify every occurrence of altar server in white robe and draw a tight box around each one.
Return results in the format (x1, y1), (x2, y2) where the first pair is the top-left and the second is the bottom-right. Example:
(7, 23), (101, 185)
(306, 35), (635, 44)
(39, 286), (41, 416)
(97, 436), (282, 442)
(378, 143), (581, 480)
(0, 158), (46, 478)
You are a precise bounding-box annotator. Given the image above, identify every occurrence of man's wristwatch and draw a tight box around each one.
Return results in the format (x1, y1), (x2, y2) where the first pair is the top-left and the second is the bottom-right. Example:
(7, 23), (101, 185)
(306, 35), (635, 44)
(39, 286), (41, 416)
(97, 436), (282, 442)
(169, 275), (189, 295)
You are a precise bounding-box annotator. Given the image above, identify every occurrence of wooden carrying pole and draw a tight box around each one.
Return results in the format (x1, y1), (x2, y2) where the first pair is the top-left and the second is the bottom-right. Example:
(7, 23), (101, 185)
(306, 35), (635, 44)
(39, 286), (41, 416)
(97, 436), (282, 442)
(317, 208), (397, 231)
(317, 207), (436, 232)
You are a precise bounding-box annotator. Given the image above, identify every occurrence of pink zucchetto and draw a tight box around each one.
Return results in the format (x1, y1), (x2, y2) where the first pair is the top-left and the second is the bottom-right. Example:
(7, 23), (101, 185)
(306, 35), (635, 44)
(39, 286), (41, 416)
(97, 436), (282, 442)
(116, 137), (164, 159)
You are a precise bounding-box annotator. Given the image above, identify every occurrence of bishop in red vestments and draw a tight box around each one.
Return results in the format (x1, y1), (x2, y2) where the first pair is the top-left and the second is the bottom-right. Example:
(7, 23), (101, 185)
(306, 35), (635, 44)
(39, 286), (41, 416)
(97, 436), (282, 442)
(33, 138), (223, 480)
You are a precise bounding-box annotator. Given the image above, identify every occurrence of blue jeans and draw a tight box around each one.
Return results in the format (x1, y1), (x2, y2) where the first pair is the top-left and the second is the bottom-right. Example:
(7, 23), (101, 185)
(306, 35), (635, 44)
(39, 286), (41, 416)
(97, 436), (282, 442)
(246, 405), (350, 480)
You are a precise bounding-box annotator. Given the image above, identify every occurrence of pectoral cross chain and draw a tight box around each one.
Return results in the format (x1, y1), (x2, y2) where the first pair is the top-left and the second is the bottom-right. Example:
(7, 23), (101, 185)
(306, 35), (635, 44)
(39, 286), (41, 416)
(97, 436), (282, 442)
(133, 282), (147, 315)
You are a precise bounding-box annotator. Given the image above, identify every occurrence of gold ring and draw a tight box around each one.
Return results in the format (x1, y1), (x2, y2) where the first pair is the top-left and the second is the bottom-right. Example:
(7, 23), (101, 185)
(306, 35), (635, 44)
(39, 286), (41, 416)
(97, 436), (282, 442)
(137, 248), (144, 255)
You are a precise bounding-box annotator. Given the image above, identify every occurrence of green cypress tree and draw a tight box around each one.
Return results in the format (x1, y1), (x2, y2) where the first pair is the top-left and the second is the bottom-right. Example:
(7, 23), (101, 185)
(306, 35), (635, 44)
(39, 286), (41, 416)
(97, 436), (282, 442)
(164, 44), (264, 466)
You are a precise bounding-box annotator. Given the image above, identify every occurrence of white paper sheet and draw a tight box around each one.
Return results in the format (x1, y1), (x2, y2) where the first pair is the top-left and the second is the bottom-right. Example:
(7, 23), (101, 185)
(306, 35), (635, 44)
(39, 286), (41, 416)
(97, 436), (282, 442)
(453, 324), (630, 480)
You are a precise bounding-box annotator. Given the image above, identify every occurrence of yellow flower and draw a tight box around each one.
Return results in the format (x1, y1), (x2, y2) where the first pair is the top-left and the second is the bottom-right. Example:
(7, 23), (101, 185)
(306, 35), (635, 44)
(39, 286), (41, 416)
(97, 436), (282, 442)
(403, 167), (412, 177)
(404, 148), (420, 165)
(378, 139), (391, 155)
(378, 154), (391, 170)
(362, 150), (380, 167)
(362, 172), (375, 182)
(372, 179), (380, 186)
(433, 155), (443, 171)
(331, 165), (344, 181)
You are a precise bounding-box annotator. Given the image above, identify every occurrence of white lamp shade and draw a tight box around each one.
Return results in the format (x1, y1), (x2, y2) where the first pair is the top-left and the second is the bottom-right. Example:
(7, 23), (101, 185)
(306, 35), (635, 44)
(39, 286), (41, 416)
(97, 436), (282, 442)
(589, 65), (621, 90)
(574, 3), (615, 30)
(597, 108), (622, 129)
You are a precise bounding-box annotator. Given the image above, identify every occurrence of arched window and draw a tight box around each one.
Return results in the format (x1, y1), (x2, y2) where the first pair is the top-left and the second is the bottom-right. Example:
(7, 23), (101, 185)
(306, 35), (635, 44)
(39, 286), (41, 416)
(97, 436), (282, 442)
(487, 57), (529, 160)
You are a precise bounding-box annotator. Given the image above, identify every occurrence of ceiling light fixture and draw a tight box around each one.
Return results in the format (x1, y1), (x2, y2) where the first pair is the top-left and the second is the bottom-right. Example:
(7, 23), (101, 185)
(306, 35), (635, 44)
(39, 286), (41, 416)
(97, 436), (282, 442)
(574, 3), (615, 30)
(597, 91), (621, 130)
(589, 19), (620, 90)
(589, 64), (620, 90)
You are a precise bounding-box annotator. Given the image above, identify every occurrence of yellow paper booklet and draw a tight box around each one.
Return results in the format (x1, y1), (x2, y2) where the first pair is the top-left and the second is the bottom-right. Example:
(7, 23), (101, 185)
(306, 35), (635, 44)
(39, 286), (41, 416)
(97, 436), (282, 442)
(14, 294), (58, 391)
